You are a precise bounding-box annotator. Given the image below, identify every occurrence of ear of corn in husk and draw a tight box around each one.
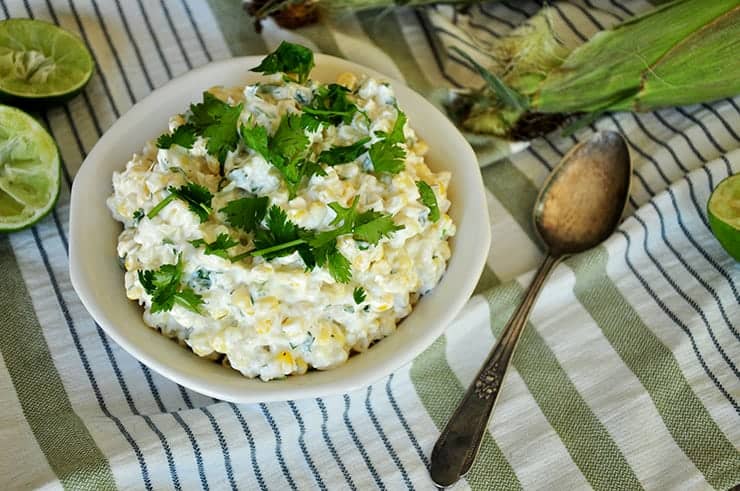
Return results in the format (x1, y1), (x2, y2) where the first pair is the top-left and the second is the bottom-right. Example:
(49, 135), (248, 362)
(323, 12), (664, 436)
(449, 0), (740, 139)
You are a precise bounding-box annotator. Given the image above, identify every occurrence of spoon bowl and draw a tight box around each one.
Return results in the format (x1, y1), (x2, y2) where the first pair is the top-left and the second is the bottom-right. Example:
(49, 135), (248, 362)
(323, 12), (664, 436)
(535, 130), (631, 256)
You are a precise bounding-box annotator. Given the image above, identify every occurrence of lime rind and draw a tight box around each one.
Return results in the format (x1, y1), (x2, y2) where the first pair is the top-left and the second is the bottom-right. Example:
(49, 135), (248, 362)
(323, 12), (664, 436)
(707, 174), (740, 261)
(0, 104), (60, 232)
(0, 18), (94, 103)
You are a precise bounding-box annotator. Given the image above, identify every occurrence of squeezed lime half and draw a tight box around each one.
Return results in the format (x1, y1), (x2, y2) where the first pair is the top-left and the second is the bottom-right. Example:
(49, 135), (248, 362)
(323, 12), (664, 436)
(708, 173), (740, 261)
(0, 104), (60, 232)
(0, 18), (94, 104)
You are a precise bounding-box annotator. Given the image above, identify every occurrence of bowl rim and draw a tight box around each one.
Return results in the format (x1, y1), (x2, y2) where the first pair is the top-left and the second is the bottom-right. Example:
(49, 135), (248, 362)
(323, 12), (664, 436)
(69, 53), (490, 403)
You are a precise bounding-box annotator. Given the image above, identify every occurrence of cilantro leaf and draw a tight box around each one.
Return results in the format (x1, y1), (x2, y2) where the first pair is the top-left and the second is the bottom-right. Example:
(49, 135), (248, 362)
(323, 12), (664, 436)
(353, 286), (366, 304)
(220, 196), (269, 232)
(387, 108), (407, 144)
(157, 123), (197, 150)
(138, 255), (203, 314)
(189, 92), (243, 174)
(240, 122), (270, 159)
(368, 140), (406, 174)
(173, 288), (204, 312)
(270, 113), (309, 162)
(353, 213), (403, 244)
(416, 180), (440, 222)
(148, 182), (213, 222)
(327, 247), (352, 283)
(318, 137), (370, 166)
(302, 84), (358, 126)
(252, 205), (310, 260)
(133, 208), (144, 224)
(190, 233), (239, 259)
(368, 108), (408, 174)
(250, 41), (314, 84)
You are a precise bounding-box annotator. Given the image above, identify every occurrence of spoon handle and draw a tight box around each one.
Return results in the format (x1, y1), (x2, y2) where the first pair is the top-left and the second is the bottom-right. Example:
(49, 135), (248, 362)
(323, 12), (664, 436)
(430, 254), (561, 487)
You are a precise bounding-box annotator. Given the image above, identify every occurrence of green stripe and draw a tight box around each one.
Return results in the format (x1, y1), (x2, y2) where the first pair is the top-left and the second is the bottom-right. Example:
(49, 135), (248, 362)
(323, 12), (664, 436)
(485, 281), (643, 490)
(205, 0), (267, 55)
(568, 247), (740, 490)
(480, 160), (543, 249)
(355, 11), (434, 93)
(410, 336), (522, 490)
(0, 238), (116, 490)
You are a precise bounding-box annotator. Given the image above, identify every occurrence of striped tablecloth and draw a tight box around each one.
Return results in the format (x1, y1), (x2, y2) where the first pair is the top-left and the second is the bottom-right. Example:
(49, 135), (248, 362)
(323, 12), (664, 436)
(1, 1), (738, 489)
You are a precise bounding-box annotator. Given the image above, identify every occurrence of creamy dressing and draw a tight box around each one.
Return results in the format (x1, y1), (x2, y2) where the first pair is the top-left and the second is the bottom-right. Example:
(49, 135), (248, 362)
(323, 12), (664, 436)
(108, 73), (455, 380)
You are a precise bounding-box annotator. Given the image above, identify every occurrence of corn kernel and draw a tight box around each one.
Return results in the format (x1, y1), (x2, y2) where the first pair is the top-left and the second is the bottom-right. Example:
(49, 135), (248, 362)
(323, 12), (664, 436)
(255, 319), (273, 335)
(277, 350), (294, 372)
(412, 140), (429, 155)
(257, 296), (279, 311)
(336, 72), (358, 90)
(232, 287), (254, 314)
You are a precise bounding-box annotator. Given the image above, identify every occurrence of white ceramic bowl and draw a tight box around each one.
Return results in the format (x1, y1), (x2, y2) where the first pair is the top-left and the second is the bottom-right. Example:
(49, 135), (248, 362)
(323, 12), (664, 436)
(69, 54), (490, 403)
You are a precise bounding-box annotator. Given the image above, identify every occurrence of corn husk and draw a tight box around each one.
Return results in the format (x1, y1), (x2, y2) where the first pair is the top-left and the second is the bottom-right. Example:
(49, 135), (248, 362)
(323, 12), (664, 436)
(451, 0), (740, 139)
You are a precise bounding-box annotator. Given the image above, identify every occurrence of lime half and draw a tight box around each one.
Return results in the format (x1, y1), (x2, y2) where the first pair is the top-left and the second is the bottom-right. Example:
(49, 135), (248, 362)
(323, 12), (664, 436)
(0, 18), (94, 104)
(708, 174), (740, 261)
(0, 105), (60, 232)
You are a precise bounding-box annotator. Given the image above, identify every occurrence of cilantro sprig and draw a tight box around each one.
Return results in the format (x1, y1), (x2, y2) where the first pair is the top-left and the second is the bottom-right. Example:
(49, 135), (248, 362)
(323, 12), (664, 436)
(138, 255), (204, 314)
(318, 137), (371, 166)
(250, 41), (314, 84)
(302, 84), (359, 126)
(416, 181), (440, 222)
(157, 123), (197, 150)
(189, 233), (240, 260)
(241, 114), (325, 198)
(156, 92), (243, 176)
(220, 196), (403, 283)
(369, 109), (408, 174)
(148, 182), (213, 222)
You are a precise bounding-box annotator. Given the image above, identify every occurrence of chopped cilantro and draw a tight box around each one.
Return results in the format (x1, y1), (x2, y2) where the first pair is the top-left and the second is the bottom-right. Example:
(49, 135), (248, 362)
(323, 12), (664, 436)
(189, 92), (243, 174)
(138, 255), (203, 313)
(241, 114), (323, 198)
(190, 269), (212, 290)
(416, 181), (440, 222)
(132, 208), (144, 223)
(368, 108), (408, 174)
(156, 123), (197, 150)
(148, 182), (213, 222)
(353, 286), (366, 304)
(220, 196), (269, 233)
(250, 41), (314, 84)
(302, 84), (359, 126)
(318, 137), (371, 166)
(189, 233), (239, 260)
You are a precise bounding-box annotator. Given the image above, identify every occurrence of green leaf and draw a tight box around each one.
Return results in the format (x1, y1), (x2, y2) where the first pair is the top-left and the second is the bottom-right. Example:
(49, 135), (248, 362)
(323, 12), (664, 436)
(302, 83), (359, 125)
(240, 122), (270, 159)
(353, 286), (366, 304)
(369, 139), (406, 174)
(353, 214), (403, 244)
(157, 123), (197, 150)
(387, 108), (407, 144)
(133, 208), (144, 223)
(189, 92), (243, 173)
(137, 255), (203, 314)
(250, 41), (315, 84)
(327, 248), (352, 283)
(270, 113), (309, 162)
(318, 137), (371, 166)
(219, 196), (269, 232)
(173, 288), (204, 313)
(416, 180), (440, 222)
(191, 233), (239, 260)
(167, 182), (214, 223)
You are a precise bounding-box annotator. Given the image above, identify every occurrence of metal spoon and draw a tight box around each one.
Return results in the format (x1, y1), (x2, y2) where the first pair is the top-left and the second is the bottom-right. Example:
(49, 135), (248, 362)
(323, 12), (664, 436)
(429, 131), (632, 487)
